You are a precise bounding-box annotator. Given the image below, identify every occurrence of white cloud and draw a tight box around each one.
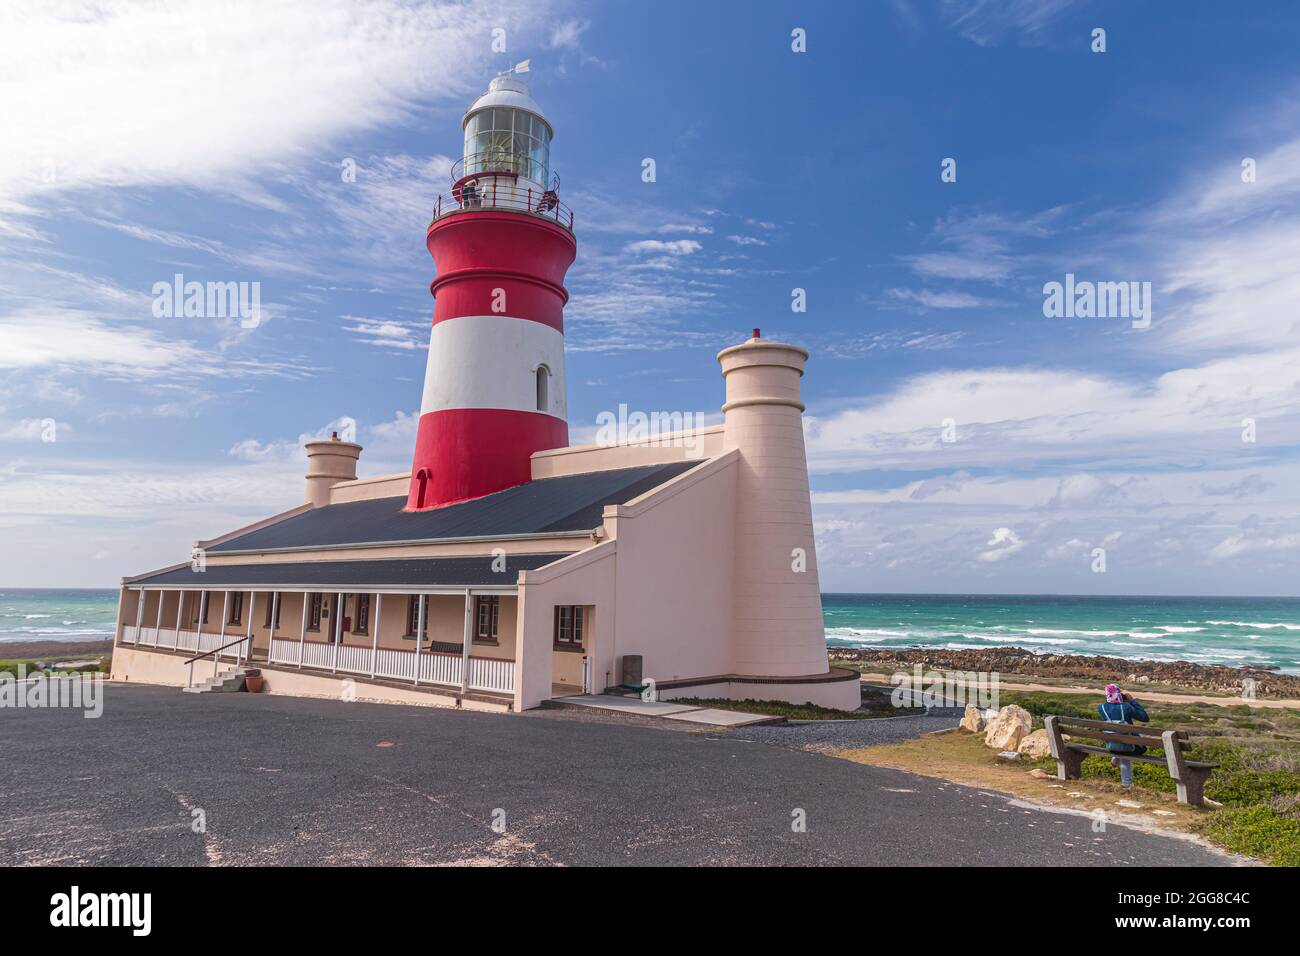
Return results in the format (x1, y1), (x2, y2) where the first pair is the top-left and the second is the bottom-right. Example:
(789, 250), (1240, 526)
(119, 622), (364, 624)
(941, 0), (1078, 47)
(0, 418), (67, 441)
(344, 316), (427, 351)
(804, 347), (1300, 474)
(657, 223), (714, 235)
(0, 307), (208, 374)
(0, 306), (312, 379)
(1209, 531), (1300, 561)
(549, 18), (591, 49)
(884, 287), (994, 310)
(903, 252), (1012, 281)
(977, 526), (1025, 562)
(0, 0), (545, 211)
(623, 239), (702, 256)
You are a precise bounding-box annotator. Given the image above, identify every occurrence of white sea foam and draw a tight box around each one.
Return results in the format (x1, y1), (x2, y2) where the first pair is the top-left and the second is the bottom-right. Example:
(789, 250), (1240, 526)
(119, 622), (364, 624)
(1206, 620), (1300, 631)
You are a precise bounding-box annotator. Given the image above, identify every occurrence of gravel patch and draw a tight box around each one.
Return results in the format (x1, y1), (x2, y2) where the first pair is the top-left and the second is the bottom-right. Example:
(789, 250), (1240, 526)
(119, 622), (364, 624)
(727, 706), (963, 752)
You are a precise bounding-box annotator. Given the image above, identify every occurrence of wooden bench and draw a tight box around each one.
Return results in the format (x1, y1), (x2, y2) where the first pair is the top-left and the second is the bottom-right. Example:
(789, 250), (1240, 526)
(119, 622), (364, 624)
(1044, 715), (1218, 807)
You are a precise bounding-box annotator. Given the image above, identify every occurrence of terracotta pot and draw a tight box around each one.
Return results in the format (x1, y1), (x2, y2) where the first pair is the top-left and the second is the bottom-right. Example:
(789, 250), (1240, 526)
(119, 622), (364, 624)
(244, 675), (264, 693)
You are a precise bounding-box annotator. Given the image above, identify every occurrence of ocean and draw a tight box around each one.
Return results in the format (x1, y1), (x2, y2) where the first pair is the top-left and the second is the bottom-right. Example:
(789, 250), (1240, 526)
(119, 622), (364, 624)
(824, 593), (1300, 674)
(0, 589), (120, 648)
(4, 589), (1300, 674)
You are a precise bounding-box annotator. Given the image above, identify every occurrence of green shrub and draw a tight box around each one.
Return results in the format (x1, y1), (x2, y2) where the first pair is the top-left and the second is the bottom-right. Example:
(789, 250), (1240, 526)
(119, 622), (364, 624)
(1195, 805), (1300, 867)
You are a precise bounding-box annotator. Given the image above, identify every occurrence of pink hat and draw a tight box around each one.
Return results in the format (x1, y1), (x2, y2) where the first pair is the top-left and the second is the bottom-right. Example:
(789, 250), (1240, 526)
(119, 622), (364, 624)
(1105, 683), (1123, 704)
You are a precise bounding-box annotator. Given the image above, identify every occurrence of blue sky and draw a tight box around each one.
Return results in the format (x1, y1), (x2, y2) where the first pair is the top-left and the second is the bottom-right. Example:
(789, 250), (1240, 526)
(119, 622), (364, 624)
(3, 0), (1300, 594)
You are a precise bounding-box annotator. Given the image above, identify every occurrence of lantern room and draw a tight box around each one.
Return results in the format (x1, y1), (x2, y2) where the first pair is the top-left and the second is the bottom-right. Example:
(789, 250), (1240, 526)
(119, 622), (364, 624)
(461, 72), (554, 191)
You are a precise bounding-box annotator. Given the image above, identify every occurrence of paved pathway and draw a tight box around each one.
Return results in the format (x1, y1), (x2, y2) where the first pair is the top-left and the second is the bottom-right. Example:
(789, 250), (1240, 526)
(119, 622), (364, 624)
(555, 693), (779, 726)
(0, 683), (1236, 866)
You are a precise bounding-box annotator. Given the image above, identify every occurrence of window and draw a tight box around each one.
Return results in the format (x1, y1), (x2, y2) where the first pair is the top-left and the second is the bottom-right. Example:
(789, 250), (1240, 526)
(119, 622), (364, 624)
(535, 365), (549, 412)
(553, 605), (584, 650)
(307, 592), (323, 632)
(475, 595), (500, 644)
(405, 596), (429, 640)
(193, 594), (209, 625)
(263, 594), (281, 629)
(354, 593), (370, 635)
(226, 591), (244, 625)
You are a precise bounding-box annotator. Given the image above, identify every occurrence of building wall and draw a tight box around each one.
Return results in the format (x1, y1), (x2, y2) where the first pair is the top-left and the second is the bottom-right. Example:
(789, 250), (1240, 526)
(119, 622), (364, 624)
(530, 425), (724, 479)
(515, 541), (616, 710)
(603, 451), (738, 684)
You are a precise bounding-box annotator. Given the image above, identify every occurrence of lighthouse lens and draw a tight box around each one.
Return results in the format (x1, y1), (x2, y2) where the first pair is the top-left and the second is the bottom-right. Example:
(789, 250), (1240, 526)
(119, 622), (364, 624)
(464, 107), (550, 186)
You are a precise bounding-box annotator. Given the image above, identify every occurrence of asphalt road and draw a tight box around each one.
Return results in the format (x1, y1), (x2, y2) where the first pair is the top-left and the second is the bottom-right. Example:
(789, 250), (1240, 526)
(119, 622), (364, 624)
(0, 683), (1235, 866)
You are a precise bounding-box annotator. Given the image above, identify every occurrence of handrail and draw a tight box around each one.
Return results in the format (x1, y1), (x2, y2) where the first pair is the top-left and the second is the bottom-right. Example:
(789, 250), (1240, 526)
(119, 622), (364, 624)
(183, 637), (247, 666)
(184, 636), (250, 689)
(430, 181), (575, 233)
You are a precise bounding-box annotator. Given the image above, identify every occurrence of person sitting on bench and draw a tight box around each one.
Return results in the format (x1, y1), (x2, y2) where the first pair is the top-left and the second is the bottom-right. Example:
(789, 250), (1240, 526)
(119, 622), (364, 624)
(1098, 683), (1150, 787)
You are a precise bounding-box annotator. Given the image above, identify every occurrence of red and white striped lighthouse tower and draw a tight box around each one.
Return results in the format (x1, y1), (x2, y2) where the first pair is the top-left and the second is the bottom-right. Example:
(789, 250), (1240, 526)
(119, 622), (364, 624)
(407, 67), (576, 510)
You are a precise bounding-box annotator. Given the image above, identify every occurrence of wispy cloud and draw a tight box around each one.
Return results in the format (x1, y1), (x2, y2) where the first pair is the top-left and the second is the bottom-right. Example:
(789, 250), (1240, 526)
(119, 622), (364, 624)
(0, 0), (544, 212)
(940, 0), (1079, 47)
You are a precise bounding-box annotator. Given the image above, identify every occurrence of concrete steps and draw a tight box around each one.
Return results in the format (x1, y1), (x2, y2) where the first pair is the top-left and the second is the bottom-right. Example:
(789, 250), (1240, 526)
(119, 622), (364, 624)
(183, 667), (248, 694)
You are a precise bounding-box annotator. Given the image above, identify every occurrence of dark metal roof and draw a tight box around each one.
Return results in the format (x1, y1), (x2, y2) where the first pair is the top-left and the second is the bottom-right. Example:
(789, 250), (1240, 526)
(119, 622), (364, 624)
(125, 553), (571, 590)
(205, 461), (700, 553)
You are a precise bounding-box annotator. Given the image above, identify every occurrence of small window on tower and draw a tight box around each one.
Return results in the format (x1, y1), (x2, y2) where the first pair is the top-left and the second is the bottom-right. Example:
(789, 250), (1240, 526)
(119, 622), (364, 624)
(536, 365), (550, 412)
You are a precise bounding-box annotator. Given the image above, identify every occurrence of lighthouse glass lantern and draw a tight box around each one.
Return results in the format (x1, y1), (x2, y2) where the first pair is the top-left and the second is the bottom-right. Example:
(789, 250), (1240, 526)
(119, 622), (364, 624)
(458, 74), (555, 212)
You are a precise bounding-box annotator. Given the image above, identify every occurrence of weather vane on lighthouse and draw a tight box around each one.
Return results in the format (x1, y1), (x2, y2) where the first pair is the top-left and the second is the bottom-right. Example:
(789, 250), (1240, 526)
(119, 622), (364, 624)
(407, 64), (577, 511)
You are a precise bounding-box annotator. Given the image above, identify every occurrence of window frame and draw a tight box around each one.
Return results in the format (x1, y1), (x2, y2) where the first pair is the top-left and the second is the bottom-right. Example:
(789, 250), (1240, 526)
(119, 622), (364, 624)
(227, 591), (244, 626)
(306, 592), (322, 632)
(474, 595), (500, 645)
(535, 364), (549, 412)
(263, 594), (281, 629)
(354, 593), (370, 636)
(553, 605), (585, 651)
(404, 595), (429, 641)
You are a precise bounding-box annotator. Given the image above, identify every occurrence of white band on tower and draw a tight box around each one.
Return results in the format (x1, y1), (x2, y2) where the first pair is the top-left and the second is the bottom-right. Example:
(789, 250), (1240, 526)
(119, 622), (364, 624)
(419, 313), (567, 420)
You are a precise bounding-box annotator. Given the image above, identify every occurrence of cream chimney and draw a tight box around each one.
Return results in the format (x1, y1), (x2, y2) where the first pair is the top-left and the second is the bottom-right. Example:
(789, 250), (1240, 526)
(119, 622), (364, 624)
(304, 432), (362, 507)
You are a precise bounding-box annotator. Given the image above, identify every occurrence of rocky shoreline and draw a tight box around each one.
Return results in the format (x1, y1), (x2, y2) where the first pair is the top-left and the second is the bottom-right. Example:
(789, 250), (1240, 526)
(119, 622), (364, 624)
(831, 646), (1300, 699)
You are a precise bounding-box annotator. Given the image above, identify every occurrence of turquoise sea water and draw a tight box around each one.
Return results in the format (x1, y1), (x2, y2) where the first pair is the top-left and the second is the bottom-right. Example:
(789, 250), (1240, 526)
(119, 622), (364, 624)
(5, 589), (1300, 673)
(0, 589), (120, 647)
(824, 594), (1300, 674)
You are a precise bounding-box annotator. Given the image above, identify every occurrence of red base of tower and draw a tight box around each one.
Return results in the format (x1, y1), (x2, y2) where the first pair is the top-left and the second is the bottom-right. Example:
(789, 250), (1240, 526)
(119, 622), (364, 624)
(406, 408), (568, 510)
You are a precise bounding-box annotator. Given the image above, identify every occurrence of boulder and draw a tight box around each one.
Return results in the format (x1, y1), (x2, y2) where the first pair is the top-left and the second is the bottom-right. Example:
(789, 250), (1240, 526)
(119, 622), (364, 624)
(1018, 728), (1052, 759)
(983, 704), (1033, 751)
(958, 705), (985, 733)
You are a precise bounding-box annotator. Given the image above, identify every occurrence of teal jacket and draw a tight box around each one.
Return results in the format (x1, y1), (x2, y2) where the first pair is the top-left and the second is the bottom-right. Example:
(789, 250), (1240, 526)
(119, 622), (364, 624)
(1097, 699), (1149, 754)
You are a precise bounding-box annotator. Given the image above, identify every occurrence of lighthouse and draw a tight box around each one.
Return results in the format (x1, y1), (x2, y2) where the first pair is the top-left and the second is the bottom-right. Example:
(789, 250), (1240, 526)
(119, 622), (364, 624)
(407, 68), (577, 510)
